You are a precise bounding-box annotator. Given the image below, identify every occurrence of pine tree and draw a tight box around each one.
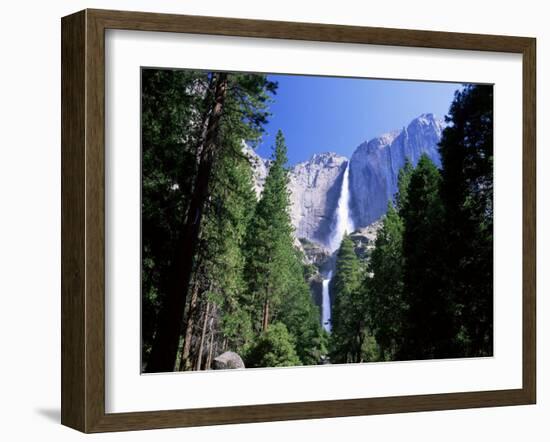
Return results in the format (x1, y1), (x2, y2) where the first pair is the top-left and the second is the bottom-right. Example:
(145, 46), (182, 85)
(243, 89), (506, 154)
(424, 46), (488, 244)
(141, 69), (209, 365)
(330, 235), (368, 363)
(147, 72), (231, 373)
(145, 71), (277, 372)
(243, 130), (324, 366)
(399, 154), (456, 360)
(244, 130), (295, 332)
(245, 322), (301, 368)
(395, 158), (414, 212)
(277, 249), (327, 365)
(365, 202), (406, 360)
(439, 84), (494, 356)
(178, 135), (258, 370)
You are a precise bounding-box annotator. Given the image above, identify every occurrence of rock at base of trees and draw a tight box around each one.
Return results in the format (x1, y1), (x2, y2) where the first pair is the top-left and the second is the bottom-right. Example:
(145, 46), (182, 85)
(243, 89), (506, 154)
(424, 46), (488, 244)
(213, 351), (245, 370)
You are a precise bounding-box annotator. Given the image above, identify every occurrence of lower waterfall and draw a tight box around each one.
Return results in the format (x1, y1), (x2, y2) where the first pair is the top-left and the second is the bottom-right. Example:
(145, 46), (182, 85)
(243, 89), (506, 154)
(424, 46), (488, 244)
(321, 271), (333, 332)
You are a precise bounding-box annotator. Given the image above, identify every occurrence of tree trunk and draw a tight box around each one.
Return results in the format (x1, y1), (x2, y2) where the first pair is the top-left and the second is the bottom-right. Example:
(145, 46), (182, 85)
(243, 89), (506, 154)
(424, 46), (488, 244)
(178, 282), (200, 371)
(195, 301), (211, 371)
(205, 320), (215, 369)
(146, 73), (229, 373)
(174, 336), (183, 372)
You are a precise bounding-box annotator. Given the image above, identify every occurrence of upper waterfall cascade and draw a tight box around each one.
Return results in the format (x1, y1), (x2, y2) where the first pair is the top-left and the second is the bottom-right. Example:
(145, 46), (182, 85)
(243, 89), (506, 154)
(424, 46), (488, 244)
(328, 162), (355, 253)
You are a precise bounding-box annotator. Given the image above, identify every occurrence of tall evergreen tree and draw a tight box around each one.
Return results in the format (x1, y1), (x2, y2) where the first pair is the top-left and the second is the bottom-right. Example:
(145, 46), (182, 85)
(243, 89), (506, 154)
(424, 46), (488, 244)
(146, 72), (277, 372)
(365, 202), (406, 360)
(243, 130), (324, 366)
(330, 235), (370, 363)
(395, 158), (414, 212)
(177, 136), (258, 370)
(244, 130), (295, 332)
(276, 249), (327, 365)
(141, 69), (208, 365)
(400, 154), (456, 360)
(439, 84), (494, 356)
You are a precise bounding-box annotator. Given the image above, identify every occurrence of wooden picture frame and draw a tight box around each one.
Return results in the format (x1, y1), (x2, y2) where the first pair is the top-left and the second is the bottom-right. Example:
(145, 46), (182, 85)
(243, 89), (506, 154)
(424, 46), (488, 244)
(61, 8), (536, 433)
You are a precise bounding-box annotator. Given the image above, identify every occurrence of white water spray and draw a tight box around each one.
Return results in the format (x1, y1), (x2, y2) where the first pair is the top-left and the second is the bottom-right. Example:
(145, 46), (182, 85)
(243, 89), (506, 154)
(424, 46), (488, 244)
(322, 162), (355, 333)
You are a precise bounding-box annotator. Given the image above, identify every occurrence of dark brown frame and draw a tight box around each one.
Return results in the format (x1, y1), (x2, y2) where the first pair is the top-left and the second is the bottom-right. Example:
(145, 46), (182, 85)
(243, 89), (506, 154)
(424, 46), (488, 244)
(61, 8), (536, 433)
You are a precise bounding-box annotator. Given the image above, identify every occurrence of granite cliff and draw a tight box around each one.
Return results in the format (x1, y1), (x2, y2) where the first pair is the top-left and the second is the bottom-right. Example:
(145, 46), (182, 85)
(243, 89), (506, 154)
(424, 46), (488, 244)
(349, 113), (443, 227)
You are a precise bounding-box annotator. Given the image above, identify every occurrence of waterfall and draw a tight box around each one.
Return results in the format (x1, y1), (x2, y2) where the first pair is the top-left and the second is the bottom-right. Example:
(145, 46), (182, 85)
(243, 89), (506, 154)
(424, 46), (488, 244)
(322, 162), (355, 333)
(327, 162), (355, 253)
(321, 271), (333, 332)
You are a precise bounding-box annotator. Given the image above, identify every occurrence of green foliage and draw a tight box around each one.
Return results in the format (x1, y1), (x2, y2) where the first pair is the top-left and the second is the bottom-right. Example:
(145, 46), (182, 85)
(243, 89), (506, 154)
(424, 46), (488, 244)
(438, 84), (494, 356)
(197, 138), (258, 356)
(330, 235), (374, 363)
(194, 73), (278, 358)
(395, 158), (414, 212)
(244, 131), (298, 329)
(277, 250), (328, 365)
(142, 70), (281, 371)
(363, 85), (494, 360)
(366, 203), (406, 360)
(245, 322), (301, 368)
(399, 154), (456, 359)
(243, 131), (324, 364)
(141, 69), (208, 362)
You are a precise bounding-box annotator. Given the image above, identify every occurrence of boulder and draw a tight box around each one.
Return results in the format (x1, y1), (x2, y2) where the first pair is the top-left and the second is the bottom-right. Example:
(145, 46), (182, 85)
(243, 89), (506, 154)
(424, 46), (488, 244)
(213, 351), (245, 370)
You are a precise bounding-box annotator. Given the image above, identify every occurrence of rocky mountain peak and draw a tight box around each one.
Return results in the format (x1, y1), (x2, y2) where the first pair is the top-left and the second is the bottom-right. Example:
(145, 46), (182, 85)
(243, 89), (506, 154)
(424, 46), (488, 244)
(414, 112), (441, 125)
(349, 114), (444, 227)
(356, 130), (400, 155)
(405, 113), (445, 143)
(309, 151), (346, 165)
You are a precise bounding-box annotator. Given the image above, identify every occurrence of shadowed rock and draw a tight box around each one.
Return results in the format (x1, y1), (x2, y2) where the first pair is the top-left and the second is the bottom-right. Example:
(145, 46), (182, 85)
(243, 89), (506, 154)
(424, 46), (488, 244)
(349, 114), (444, 227)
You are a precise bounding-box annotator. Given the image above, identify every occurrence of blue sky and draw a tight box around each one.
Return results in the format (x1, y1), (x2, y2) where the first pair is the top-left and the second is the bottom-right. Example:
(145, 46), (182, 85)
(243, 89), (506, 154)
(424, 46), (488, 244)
(256, 74), (461, 165)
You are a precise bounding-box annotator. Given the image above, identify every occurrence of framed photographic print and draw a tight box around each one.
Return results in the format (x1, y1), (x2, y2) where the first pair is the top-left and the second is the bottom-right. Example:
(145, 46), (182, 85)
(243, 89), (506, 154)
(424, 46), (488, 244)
(61, 9), (536, 433)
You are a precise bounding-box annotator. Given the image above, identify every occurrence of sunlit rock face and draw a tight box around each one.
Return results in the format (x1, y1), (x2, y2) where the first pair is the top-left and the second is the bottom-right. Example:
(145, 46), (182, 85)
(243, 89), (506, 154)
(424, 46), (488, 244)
(288, 152), (348, 247)
(349, 113), (443, 228)
(243, 142), (270, 198)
